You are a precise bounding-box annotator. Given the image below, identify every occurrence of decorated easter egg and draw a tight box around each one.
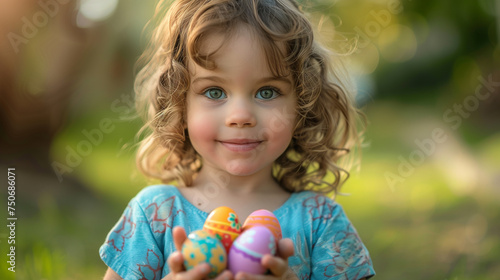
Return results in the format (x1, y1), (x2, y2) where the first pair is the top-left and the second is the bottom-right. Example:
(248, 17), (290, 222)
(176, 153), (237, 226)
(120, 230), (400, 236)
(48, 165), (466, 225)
(181, 230), (227, 278)
(242, 209), (282, 241)
(203, 206), (242, 254)
(228, 226), (276, 275)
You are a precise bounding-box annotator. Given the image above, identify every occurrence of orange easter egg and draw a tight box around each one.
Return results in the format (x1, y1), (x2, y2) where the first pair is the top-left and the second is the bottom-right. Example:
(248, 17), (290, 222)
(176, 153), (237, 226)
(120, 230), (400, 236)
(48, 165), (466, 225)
(203, 206), (242, 254)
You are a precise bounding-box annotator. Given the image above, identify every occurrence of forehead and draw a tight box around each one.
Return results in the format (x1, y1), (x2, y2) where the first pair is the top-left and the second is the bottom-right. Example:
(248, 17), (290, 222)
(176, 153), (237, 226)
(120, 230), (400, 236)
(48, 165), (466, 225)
(188, 23), (289, 79)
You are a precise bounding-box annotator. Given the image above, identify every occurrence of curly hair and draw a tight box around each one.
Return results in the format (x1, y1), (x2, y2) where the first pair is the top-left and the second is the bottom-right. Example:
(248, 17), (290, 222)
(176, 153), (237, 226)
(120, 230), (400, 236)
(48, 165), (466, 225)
(134, 0), (363, 196)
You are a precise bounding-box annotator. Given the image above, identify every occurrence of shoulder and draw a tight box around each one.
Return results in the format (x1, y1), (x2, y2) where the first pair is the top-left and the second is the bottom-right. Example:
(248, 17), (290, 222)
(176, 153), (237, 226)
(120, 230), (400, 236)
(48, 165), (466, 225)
(132, 184), (180, 205)
(135, 184), (178, 198)
(288, 191), (342, 217)
(128, 184), (204, 234)
(287, 191), (360, 239)
(278, 190), (349, 235)
(127, 184), (192, 219)
(282, 192), (375, 278)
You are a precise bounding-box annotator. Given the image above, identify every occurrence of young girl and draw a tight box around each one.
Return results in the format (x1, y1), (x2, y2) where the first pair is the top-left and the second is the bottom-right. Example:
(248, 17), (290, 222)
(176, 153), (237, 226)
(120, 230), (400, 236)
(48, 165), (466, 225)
(100, 0), (375, 279)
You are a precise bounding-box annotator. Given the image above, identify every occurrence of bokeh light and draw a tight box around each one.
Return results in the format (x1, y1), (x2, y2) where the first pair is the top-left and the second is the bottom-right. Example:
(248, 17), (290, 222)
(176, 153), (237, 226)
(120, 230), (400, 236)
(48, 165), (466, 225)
(378, 24), (418, 62)
(78, 0), (119, 23)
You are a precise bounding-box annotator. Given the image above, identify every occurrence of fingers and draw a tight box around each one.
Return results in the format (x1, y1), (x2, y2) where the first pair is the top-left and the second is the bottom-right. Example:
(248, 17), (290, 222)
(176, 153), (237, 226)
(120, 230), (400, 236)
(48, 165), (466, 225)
(169, 231), (294, 280)
(212, 270), (233, 280)
(233, 238), (295, 280)
(176, 263), (212, 280)
(168, 227), (232, 280)
(173, 226), (187, 251)
(234, 238), (294, 280)
(277, 238), (294, 259)
(262, 254), (288, 277)
(234, 254), (292, 279)
(167, 251), (184, 274)
(234, 271), (274, 280)
(167, 253), (227, 280)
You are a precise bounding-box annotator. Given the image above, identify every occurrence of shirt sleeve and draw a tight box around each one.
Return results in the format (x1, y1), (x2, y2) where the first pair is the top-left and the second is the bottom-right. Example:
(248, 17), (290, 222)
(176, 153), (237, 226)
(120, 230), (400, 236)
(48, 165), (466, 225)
(99, 197), (164, 280)
(310, 198), (375, 280)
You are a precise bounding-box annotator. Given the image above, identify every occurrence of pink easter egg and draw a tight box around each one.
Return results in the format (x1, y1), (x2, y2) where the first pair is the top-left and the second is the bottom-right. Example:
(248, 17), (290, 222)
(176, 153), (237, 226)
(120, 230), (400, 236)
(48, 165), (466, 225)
(228, 226), (276, 275)
(242, 209), (282, 241)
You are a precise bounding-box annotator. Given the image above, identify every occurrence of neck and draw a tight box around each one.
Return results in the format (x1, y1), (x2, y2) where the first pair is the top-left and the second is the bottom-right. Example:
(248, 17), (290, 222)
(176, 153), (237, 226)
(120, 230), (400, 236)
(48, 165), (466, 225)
(192, 165), (281, 195)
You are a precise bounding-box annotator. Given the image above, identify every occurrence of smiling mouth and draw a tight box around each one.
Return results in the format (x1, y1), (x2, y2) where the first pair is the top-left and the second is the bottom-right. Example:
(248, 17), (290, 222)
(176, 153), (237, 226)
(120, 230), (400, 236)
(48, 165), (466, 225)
(218, 139), (263, 152)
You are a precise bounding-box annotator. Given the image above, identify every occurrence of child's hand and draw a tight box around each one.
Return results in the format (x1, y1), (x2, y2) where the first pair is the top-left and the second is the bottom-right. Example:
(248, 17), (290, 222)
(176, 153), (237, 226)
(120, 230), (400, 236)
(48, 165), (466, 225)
(162, 226), (233, 280)
(233, 238), (296, 280)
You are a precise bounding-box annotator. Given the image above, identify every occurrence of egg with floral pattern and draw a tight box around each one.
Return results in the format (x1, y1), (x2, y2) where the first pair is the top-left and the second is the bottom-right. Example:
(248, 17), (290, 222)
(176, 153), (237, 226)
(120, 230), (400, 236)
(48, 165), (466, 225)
(181, 230), (227, 278)
(203, 206), (242, 254)
(242, 209), (282, 242)
(228, 226), (276, 275)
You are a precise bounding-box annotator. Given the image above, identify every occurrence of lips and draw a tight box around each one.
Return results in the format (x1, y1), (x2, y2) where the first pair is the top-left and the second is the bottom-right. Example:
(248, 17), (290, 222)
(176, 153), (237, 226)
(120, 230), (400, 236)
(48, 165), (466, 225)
(218, 139), (262, 152)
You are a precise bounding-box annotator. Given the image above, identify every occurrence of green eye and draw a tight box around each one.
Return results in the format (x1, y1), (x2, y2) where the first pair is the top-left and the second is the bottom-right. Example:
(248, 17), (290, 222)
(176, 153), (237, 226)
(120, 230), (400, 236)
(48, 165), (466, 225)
(204, 88), (226, 100)
(256, 88), (280, 100)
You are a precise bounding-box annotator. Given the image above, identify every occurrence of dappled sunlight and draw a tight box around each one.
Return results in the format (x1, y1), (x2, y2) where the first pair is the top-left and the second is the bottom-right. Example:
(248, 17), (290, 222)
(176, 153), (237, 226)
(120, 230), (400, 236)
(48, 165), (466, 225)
(433, 132), (483, 196)
(409, 182), (437, 213)
(378, 24), (417, 62)
(337, 98), (500, 278)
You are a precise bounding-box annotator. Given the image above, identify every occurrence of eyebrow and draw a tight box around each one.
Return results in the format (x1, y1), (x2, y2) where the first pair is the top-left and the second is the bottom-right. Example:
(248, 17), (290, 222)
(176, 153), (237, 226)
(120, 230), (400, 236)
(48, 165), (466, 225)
(191, 75), (292, 85)
(191, 76), (227, 85)
(259, 76), (292, 85)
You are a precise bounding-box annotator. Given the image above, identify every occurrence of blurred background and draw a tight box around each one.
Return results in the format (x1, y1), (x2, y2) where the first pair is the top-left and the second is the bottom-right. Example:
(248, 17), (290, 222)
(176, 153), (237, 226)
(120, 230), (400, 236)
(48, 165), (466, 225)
(0, 0), (498, 279)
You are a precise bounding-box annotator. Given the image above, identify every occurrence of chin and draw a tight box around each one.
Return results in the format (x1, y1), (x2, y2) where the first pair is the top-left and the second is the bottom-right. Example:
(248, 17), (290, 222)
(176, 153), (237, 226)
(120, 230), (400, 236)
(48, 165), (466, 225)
(225, 161), (261, 176)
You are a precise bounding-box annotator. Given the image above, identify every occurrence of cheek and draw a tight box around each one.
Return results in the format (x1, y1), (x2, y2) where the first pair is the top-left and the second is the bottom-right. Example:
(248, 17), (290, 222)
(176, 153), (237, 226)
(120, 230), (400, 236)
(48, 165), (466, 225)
(265, 106), (296, 142)
(187, 111), (217, 146)
(268, 129), (294, 151)
(186, 97), (215, 141)
(262, 121), (294, 156)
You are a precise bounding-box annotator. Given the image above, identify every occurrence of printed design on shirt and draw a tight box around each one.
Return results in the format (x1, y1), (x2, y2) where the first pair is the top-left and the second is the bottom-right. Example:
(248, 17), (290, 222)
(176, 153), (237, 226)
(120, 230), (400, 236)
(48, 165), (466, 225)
(137, 249), (162, 280)
(145, 195), (184, 234)
(323, 224), (371, 278)
(107, 204), (137, 252)
(301, 193), (373, 279)
(289, 232), (311, 280)
(303, 194), (335, 232)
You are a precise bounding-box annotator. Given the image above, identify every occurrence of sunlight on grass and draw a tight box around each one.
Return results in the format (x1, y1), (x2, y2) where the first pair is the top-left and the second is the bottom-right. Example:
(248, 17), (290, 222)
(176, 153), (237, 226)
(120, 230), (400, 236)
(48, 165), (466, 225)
(22, 243), (66, 280)
(76, 148), (148, 203)
(332, 102), (500, 279)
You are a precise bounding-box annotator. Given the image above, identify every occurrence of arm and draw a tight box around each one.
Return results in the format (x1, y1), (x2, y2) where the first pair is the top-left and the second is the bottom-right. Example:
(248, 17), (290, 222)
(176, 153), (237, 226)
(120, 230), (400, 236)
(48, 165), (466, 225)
(310, 201), (375, 280)
(103, 267), (122, 280)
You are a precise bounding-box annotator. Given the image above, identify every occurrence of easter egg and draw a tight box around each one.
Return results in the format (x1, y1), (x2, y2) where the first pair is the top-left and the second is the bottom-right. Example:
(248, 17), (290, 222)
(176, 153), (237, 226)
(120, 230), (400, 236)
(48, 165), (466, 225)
(203, 206), (242, 254)
(228, 226), (276, 275)
(242, 209), (282, 241)
(181, 230), (227, 278)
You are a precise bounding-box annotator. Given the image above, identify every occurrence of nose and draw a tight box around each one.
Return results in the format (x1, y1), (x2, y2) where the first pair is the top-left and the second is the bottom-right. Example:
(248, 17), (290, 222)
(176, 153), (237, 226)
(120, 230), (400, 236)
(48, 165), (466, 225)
(225, 99), (256, 128)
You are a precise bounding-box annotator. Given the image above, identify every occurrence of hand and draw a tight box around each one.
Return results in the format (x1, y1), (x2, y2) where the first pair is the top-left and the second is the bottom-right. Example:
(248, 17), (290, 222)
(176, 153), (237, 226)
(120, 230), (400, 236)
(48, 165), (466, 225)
(233, 238), (296, 280)
(162, 226), (233, 280)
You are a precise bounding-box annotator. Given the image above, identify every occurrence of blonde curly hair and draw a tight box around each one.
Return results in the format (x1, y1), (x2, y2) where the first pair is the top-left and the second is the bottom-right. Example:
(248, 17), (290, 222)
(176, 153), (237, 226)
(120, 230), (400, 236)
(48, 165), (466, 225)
(134, 0), (363, 196)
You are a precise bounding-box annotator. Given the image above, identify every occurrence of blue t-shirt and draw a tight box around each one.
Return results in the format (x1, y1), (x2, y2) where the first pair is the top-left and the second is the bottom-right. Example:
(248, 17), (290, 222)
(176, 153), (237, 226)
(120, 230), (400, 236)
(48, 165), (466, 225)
(99, 185), (375, 279)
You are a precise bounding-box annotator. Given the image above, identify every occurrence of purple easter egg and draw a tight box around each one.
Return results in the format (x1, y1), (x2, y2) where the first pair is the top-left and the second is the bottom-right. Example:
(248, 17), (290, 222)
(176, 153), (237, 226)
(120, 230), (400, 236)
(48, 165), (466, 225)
(228, 226), (276, 275)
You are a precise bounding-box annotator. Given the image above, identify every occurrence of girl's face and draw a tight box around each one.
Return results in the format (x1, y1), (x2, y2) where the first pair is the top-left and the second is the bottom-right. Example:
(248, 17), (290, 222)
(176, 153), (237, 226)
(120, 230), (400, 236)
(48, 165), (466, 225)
(186, 24), (297, 177)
